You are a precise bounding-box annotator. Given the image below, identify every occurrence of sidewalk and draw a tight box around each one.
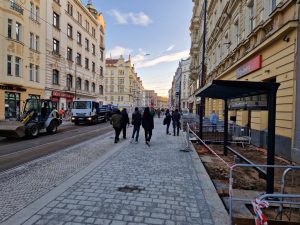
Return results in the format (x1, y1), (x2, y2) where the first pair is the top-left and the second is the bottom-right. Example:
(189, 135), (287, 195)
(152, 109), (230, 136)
(3, 119), (228, 225)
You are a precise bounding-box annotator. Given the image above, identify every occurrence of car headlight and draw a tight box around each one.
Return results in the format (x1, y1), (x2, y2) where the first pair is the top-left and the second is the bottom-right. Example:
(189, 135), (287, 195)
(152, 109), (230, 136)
(71, 117), (75, 120)
(87, 117), (92, 120)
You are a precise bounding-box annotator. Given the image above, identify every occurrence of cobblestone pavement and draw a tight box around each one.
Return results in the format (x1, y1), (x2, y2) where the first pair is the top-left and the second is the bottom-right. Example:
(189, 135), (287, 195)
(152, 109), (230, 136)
(0, 128), (115, 222)
(2, 119), (227, 225)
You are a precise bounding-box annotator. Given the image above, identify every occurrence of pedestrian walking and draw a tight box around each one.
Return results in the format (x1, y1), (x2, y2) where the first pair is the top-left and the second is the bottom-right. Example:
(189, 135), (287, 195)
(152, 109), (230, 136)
(157, 108), (161, 118)
(111, 109), (123, 143)
(172, 109), (181, 136)
(59, 108), (65, 119)
(163, 109), (172, 135)
(121, 108), (130, 139)
(131, 107), (142, 143)
(210, 110), (219, 132)
(142, 107), (154, 146)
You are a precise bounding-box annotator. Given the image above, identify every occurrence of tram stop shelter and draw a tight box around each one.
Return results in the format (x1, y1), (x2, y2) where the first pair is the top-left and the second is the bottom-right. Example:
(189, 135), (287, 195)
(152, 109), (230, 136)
(195, 80), (280, 193)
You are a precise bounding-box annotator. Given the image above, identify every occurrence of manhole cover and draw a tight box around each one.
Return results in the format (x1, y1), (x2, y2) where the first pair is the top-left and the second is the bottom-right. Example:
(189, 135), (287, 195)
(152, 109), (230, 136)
(117, 185), (145, 193)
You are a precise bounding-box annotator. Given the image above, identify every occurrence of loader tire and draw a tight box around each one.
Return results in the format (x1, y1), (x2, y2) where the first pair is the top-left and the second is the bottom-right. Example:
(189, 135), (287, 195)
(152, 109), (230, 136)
(26, 123), (39, 138)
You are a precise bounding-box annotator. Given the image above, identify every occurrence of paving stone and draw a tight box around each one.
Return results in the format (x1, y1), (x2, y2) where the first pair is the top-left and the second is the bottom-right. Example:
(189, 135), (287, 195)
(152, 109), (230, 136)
(144, 218), (164, 225)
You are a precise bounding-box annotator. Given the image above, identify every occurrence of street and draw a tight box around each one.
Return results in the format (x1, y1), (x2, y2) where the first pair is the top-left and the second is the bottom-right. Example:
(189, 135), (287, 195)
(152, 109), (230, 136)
(0, 121), (113, 172)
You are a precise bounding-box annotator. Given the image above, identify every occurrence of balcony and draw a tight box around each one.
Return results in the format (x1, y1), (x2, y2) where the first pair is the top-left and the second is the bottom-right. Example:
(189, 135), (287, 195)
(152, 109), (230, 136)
(10, 0), (24, 15)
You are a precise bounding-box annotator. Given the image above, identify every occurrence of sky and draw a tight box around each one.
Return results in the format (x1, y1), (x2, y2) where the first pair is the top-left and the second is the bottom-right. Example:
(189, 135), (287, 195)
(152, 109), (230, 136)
(83, 0), (193, 96)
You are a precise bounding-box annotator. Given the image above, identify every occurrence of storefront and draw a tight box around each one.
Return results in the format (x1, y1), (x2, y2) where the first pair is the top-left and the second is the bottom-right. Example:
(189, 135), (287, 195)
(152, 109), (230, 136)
(0, 84), (44, 120)
(50, 91), (74, 110)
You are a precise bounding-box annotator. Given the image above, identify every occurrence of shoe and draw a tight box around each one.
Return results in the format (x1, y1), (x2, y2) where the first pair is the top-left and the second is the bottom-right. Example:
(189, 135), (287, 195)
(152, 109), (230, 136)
(135, 140), (138, 144)
(123, 137), (126, 139)
(130, 138), (134, 143)
(146, 142), (150, 147)
(114, 140), (117, 143)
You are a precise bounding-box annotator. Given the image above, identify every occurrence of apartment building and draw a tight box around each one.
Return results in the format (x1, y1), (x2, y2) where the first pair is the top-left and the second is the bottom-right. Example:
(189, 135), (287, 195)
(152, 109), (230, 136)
(190, 0), (299, 162)
(180, 58), (191, 110)
(105, 55), (142, 110)
(144, 90), (157, 108)
(45, 0), (106, 110)
(0, 0), (46, 120)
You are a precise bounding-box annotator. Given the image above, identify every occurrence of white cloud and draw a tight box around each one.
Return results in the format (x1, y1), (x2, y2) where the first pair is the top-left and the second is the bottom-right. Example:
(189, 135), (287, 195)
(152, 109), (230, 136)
(135, 50), (190, 68)
(109, 9), (152, 26)
(106, 46), (132, 58)
(166, 45), (175, 52)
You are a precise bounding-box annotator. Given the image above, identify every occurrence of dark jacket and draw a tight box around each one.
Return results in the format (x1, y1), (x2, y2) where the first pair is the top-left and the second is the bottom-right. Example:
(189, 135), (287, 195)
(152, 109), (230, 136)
(132, 111), (142, 126)
(121, 110), (130, 126)
(111, 113), (123, 129)
(172, 111), (181, 126)
(165, 112), (172, 125)
(142, 112), (154, 130)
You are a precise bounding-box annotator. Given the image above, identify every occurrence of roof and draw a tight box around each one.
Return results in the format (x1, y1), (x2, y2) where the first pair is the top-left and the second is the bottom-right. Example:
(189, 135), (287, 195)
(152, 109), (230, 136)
(106, 59), (118, 65)
(195, 80), (280, 100)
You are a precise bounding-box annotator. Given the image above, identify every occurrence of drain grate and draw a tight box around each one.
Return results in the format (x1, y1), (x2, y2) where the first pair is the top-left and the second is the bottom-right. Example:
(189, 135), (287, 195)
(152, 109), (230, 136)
(117, 185), (145, 193)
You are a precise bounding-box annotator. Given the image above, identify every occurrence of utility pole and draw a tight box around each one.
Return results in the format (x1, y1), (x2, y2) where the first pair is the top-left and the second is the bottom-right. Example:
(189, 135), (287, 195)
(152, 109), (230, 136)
(199, 0), (207, 139)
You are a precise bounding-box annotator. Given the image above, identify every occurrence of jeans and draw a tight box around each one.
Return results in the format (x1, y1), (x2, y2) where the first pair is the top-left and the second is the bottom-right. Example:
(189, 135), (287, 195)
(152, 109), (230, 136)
(166, 123), (170, 134)
(212, 123), (217, 133)
(114, 127), (121, 142)
(173, 122), (180, 136)
(144, 129), (152, 142)
(132, 125), (140, 141)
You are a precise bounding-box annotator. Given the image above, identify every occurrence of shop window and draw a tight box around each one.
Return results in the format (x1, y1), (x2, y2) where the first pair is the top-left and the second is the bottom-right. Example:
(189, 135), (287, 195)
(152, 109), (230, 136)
(5, 92), (20, 119)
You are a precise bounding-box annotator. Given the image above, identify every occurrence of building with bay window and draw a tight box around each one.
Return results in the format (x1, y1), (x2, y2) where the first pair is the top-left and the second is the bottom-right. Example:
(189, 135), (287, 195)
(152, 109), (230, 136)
(45, 0), (106, 110)
(0, 0), (46, 120)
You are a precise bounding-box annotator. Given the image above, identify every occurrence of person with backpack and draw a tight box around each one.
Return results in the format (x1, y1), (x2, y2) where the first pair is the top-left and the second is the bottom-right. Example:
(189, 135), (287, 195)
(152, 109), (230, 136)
(163, 109), (172, 135)
(131, 107), (142, 143)
(111, 109), (123, 143)
(142, 107), (154, 146)
(172, 109), (181, 136)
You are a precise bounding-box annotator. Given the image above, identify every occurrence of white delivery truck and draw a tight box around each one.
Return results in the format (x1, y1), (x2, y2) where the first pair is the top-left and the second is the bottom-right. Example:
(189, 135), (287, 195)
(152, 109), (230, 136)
(71, 100), (109, 125)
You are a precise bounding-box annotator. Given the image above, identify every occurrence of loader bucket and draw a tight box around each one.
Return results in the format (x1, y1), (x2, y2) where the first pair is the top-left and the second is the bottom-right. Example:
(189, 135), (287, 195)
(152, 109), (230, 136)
(0, 121), (26, 138)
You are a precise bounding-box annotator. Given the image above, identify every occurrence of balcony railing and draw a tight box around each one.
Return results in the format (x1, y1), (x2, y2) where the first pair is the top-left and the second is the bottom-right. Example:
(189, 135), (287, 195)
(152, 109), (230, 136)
(10, 1), (24, 15)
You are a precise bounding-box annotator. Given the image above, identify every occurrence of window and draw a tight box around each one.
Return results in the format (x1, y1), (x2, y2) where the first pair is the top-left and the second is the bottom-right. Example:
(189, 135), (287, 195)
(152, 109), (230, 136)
(92, 62), (95, 72)
(53, 12), (59, 28)
(247, 0), (255, 33)
(119, 86), (124, 93)
(85, 20), (89, 31)
(85, 38), (89, 51)
(100, 66), (103, 76)
(121, 96), (123, 101)
(271, 0), (277, 11)
(100, 50), (104, 61)
(67, 24), (72, 38)
(77, 12), (82, 24)
(66, 74), (72, 89)
(35, 35), (39, 51)
(77, 32), (81, 45)
(67, 2), (73, 16)
(30, 32), (34, 49)
(35, 6), (39, 21)
(84, 80), (89, 91)
(76, 77), (81, 90)
(8, 19), (12, 38)
(16, 22), (21, 41)
(110, 96), (114, 102)
(118, 78), (124, 84)
(76, 53), (81, 65)
(92, 44), (95, 55)
(29, 63), (34, 81)
(15, 57), (21, 77)
(92, 27), (95, 38)
(92, 82), (95, 92)
(7, 55), (12, 75)
(5, 92), (20, 119)
(67, 47), (73, 61)
(232, 18), (239, 48)
(35, 65), (39, 82)
(53, 39), (59, 54)
(85, 58), (89, 69)
(99, 85), (103, 95)
(30, 2), (34, 18)
(52, 69), (59, 85)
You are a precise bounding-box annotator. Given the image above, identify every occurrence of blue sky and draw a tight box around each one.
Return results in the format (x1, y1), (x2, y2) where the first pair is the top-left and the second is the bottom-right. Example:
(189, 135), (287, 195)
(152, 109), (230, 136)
(84, 0), (193, 96)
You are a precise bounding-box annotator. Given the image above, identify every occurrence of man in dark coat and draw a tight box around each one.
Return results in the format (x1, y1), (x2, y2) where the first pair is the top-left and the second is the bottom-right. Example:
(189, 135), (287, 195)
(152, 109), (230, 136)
(111, 110), (122, 143)
(172, 109), (181, 136)
(164, 109), (172, 135)
(121, 108), (130, 139)
(131, 107), (142, 143)
(142, 107), (154, 146)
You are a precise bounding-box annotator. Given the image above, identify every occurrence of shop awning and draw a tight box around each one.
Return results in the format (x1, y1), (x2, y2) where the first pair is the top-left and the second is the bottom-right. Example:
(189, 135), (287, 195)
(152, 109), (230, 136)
(195, 80), (280, 100)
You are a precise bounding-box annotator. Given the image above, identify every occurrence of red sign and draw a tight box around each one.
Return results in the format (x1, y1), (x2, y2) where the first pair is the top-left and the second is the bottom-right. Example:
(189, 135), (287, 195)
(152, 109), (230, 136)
(236, 55), (262, 79)
(52, 91), (74, 99)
